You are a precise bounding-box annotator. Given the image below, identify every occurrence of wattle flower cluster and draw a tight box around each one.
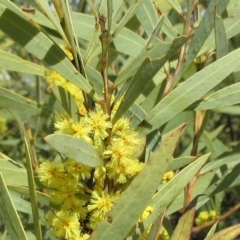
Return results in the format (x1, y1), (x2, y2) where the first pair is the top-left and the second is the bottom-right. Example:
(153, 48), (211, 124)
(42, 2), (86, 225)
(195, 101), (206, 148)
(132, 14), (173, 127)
(38, 70), (148, 239)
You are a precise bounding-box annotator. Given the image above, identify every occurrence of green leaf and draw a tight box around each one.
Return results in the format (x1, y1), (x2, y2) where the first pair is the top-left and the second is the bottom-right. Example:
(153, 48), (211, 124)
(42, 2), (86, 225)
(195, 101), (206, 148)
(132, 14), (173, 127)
(227, 0), (240, 15)
(45, 134), (103, 167)
(166, 0), (182, 14)
(8, 185), (50, 206)
(207, 162), (240, 196)
(141, 153), (210, 231)
(0, 172), (28, 240)
(176, 0), (229, 82)
(0, 49), (46, 75)
(212, 223), (240, 240)
(167, 172), (215, 215)
(214, 14), (228, 59)
(0, 87), (52, 118)
(200, 12), (240, 57)
(139, 48), (240, 137)
(154, 0), (185, 13)
(167, 156), (196, 171)
(112, 0), (145, 37)
(90, 125), (184, 240)
(11, 110), (42, 240)
(136, 0), (158, 36)
(201, 143), (240, 174)
(72, 12), (145, 57)
(113, 36), (187, 123)
(204, 221), (218, 240)
(162, 15), (179, 41)
(114, 41), (171, 86)
(0, 158), (28, 186)
(145, 14), (164, 48)
(195, 82), (240, 110)
(171, 207), (195, 240)
(59, 0), (87, 79)
(0, 5), (95, 97)
(34, 0), (68, 43)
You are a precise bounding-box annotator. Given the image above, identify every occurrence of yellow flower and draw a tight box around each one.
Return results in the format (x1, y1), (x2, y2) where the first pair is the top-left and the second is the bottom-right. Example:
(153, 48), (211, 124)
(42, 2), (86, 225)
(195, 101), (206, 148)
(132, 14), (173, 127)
(50, 185), (86, 215)
(87, 191), (119, 227)
(88, 191), (113, 216)
(60, 44), (73, 60)
(45, 70), (67, 86)
(195, 211), (209, 226)
(63, 82), (86, 116)
(158, 229), (170, 240)
(38, 161), (67, 189)
(64, 158), (92, 180)
(209, 210), (217, 220)
(161, 171), (175, 184)
(72, 121), (92, 144)
(112, 118), (131, 136)
(139, 206), (154, 222)
(85, 110), (112, 141)
(54, 116), (75, 135)
(51, 211), (80, 239)
(112, 130), (140, 155)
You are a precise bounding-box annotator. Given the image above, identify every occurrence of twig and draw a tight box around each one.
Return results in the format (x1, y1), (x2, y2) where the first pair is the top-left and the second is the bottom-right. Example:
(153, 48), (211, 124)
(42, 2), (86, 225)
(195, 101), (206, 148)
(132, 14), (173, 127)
(99, 13), (112, 115)
(164, 0), (196, 96)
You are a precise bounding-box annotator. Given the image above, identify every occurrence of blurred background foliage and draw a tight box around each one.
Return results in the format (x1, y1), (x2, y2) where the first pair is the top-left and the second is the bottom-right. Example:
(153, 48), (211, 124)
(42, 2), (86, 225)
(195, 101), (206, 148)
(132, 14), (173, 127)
(1, 0), (240, 239)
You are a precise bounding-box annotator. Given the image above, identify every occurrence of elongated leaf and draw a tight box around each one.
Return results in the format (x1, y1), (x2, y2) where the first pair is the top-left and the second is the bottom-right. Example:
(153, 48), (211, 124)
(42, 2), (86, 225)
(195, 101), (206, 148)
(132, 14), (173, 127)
(11, 109), (42, 240)
(0, 49), (46, 75)
(19, 8), (146, 58)
(59, 0), (86, 78)
(34, 0), (68, 43)
(171, 207), (195, 240)
(145, 14), (164, 48)
(45, 134), (103, 167)
(113, 36), (187, 123)
(90, 125), (184, 240)
(212, 223), (240, 240)
(199, 12), (240, 57)
(227, 0), (240, 15)
(195, 82), (240, 110)
(141, 153), (210, 232)
(204, 221), (218, 240)
(112, 0), (145, 37)
(0, 87), (52, 118)
(162, 15), (179, 41)
(84, 23), (101, 64)
(207, 162), (240, 196)
(114, 41), (171, 86)
(154, 0), (185, 12)
(175, 0), (229, 82)
(214, 14), (228, 59)
(167, 172), (215, 215)
(201, 144), (240, 174)
(0, 172), (28, 240)
(72, 12), (146, 57)
(167, 0), (182, 14)
(8, 185), (50, 206)
(167, 156), (196, 171)
(0, 158), (28, 186)
(139, 48), (240, 137)
(0, 5), (95, 97)
(136, 0), (158, 36)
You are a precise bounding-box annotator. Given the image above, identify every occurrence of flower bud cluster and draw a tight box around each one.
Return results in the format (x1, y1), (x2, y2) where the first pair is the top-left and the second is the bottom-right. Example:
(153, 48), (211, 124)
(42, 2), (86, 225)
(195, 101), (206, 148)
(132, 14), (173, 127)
(195, 210), (217, 226)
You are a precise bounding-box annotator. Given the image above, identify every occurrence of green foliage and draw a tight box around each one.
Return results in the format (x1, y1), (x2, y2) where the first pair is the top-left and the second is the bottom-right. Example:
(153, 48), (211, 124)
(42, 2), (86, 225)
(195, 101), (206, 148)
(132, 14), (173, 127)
(0, 0), (240, 240)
